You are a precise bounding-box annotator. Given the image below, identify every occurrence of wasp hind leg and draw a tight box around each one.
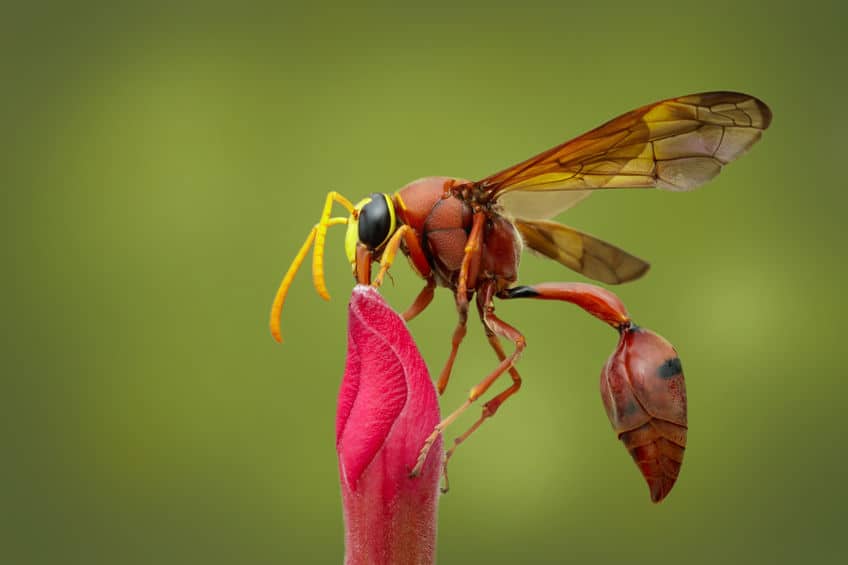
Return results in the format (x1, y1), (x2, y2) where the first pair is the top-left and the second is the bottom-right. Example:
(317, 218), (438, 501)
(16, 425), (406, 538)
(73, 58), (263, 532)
(438, 280), (525, 489)
(410, 279), (526, 480)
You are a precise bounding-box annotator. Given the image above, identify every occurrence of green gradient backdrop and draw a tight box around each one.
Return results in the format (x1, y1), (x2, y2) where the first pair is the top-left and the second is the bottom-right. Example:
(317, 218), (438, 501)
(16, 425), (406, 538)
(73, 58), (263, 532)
(3, 1), (845, 563)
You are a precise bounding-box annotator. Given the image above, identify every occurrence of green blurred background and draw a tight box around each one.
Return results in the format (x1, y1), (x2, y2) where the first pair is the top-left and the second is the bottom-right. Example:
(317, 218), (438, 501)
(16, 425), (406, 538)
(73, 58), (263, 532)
(3, 1), (845, 563)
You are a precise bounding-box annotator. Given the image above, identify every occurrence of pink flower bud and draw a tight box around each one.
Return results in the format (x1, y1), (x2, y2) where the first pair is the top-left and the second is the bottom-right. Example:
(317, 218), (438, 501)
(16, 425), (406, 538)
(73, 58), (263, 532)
(600, 325), (688, 503)
(336, 285), (442, 564)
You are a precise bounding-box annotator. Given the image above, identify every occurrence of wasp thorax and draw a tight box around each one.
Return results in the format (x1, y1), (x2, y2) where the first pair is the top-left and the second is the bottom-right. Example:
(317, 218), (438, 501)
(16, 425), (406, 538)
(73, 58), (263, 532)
(358, 193), (396, 249)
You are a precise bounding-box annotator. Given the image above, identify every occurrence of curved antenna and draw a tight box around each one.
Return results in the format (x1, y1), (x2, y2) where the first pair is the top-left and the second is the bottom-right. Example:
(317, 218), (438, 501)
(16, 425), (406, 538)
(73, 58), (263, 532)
(270, 190), (355, 342)
(312, 192), (356, 300)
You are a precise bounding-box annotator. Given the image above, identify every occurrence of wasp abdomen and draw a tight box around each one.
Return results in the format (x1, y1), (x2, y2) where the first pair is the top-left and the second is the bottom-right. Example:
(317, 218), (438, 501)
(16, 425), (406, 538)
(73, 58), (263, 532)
(601, 326), (688, 503)
(619, 419), (687, 503)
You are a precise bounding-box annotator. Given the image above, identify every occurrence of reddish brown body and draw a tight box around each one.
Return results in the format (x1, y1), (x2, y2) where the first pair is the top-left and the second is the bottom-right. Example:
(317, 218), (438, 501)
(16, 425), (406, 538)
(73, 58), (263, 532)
(392, 178), (688, 504)
(271, 92), (771, 502)
(394, 177), (521, 294)
(601, 325), (687, 502)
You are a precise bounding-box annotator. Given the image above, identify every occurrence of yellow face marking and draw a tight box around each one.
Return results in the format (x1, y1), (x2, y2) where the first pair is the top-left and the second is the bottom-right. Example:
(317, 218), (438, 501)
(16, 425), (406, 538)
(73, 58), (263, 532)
(345, 197), (372, 268)
(379, 193), (398, 248)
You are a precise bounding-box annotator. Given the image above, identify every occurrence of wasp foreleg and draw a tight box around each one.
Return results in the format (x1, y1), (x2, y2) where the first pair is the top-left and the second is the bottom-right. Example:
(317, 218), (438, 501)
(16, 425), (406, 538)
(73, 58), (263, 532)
(372, 225), (411, 288)
(402, 277), (436, 322)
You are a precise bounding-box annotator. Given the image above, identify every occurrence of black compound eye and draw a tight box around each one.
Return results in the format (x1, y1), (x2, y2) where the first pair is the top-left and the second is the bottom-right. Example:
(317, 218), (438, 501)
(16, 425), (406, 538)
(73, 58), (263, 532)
(358, 193), (393, 249)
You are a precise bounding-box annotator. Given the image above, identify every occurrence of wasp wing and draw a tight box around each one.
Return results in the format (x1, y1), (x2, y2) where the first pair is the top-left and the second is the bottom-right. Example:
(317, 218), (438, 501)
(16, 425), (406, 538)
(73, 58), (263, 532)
(514, 219), (650, 284)
(497, 190), (591, 222)
(483, 92), (771, 219)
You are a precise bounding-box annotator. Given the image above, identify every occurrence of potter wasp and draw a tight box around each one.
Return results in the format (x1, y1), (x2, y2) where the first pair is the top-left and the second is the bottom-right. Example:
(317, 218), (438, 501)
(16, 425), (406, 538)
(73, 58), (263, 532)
(270, 91), (771, 501)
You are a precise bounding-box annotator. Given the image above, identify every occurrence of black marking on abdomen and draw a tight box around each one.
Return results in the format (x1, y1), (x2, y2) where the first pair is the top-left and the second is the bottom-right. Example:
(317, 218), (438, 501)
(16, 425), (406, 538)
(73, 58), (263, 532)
(658, 357), (683, 379)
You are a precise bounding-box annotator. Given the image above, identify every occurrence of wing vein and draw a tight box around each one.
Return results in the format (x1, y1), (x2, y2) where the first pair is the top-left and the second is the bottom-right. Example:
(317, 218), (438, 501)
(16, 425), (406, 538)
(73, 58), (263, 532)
(473, 91), (771, 219)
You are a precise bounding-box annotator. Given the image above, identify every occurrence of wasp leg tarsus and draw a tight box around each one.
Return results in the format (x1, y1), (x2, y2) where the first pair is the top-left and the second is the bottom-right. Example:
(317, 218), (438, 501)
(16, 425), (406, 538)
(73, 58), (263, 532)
(373, 225), (410, 288)
(410, 398), (472, 478)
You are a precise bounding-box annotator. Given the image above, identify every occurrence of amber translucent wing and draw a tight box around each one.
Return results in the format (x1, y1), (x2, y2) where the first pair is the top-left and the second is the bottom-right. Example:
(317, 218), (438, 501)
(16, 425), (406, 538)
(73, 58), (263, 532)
(514, 219), (649, 284)
(479, 92), (771, 218)
(497, 189), (591, 222)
